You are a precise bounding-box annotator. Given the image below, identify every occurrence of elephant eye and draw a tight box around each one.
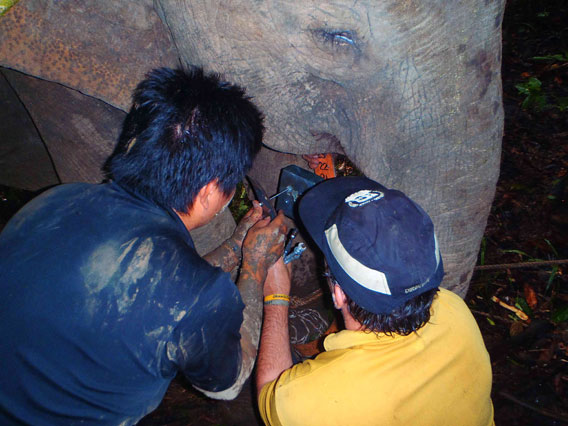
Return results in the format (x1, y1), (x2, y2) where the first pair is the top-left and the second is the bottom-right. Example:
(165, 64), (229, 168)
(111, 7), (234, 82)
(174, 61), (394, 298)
(313, 29), (359, 51)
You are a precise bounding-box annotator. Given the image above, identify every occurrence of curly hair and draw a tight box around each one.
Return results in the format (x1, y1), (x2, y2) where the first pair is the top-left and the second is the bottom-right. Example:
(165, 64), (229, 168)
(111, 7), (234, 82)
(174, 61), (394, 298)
(105, 67), (264, 212)
(326, 271), (438, 336)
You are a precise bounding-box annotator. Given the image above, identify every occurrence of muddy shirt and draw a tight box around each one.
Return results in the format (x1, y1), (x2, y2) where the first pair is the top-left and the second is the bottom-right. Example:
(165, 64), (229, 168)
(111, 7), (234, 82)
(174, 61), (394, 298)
(0, 182), (244, 425)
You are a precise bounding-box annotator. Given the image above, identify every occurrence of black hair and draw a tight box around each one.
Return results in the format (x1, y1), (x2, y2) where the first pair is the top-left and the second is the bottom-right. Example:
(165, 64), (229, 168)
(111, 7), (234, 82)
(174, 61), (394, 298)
(104, 67), (264, 212)
(325, 270), (438, 336)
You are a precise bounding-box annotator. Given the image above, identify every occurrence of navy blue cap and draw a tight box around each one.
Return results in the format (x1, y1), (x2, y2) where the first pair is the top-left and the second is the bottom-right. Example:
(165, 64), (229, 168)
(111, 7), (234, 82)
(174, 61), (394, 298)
(298, 176), (444, 314)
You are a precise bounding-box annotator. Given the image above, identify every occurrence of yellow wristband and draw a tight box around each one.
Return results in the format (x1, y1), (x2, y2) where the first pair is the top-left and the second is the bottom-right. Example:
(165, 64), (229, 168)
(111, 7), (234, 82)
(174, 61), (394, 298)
(264, 294), (290, 303)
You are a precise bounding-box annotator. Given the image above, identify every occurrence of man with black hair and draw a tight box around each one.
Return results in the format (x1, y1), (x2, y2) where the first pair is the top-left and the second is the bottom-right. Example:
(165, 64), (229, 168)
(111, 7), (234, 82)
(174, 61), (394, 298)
(256, 176), (494, 426)
(0, 67), (287, 425)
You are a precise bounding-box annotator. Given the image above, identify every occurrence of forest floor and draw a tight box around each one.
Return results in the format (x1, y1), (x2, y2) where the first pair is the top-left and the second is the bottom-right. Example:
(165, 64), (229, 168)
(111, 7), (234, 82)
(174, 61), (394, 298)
(0, 0), (566, 425)
(465, 1), (568, 424)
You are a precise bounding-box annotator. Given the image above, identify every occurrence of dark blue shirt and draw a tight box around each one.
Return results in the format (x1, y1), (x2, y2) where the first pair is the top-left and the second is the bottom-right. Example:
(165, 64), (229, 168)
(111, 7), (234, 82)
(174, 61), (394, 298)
(0, 182), (244, 425)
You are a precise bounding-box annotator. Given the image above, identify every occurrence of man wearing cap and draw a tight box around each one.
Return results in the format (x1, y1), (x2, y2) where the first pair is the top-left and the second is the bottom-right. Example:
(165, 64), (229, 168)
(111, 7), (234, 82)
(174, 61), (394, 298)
(256, 176), (494, 426)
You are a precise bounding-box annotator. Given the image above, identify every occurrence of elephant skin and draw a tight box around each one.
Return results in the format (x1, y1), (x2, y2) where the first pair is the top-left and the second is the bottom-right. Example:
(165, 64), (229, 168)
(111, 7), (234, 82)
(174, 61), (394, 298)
(0, 0), (505, 297)
(1, 68), (122, 186)
(156, 0), (506, 296)
(0, 0), (179, 111)
(0, 68), (235, 256)
(0, 1), (234, 254)
(0, 70), (59, 190)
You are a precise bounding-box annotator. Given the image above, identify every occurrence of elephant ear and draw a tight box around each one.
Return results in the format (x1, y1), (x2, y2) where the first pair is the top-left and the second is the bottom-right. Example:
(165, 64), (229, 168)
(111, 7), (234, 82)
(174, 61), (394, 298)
(0, 0), (179, 110)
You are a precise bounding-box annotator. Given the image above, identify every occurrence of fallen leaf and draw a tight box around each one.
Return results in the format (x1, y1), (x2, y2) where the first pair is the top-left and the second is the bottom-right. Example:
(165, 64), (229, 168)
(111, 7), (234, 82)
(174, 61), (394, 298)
(537, 345), (554, 363)
(523, 283), (538, 309)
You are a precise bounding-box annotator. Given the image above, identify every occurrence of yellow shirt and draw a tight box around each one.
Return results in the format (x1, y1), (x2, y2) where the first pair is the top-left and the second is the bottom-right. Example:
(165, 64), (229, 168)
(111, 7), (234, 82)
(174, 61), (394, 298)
(258, 289), (494, 426)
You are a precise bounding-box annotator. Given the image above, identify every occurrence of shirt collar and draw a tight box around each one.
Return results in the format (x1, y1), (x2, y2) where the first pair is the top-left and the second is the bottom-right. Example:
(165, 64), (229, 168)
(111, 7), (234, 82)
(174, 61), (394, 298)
(108, 181), (195, 249)
(323, 329), (403, 351)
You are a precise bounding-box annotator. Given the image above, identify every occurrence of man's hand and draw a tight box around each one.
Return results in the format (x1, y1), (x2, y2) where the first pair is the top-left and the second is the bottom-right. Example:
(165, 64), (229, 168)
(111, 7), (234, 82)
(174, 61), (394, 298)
(302, 153), (336, 179)
(229, 211), (288, 400)
(302, 153), (327, 171)
(242, 210), (288, 283)
(203, 201), (264, 272)
(230, 201), (264, 248)
(264, 258), (292, 297)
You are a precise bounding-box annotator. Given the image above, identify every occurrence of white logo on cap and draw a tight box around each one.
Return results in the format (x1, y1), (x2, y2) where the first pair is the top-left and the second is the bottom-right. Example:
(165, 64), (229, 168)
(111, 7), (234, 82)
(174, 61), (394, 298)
(345, 190), (384, 207)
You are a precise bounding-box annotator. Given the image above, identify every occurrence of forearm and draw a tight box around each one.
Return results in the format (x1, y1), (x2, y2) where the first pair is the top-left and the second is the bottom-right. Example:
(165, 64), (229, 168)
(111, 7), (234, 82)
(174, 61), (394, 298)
(203, 238), (241, 272)
(210, 211), (287, 397)
(235, 265), (265, 388)
(201, 262), (265, 400)
(256, 303), (293, 394)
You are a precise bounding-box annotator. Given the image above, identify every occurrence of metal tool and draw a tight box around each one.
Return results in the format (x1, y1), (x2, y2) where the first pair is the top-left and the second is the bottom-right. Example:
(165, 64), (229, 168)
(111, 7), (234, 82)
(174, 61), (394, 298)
(283, 242), (306, 264)
(246, 176), (307, 264)
(263, 186), (293, 204)
(283, 228), (298, 256)
(246, 175), (276, 219)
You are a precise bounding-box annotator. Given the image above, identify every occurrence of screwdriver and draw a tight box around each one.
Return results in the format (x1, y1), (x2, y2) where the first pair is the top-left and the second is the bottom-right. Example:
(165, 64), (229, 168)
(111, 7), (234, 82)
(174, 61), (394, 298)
(259, 186), (292, 206)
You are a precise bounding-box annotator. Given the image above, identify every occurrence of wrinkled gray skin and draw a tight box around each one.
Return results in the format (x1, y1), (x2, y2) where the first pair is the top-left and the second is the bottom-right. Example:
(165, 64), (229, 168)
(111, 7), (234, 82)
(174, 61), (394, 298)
(156, 0), (505, 296)
(0, 0), (505, 297)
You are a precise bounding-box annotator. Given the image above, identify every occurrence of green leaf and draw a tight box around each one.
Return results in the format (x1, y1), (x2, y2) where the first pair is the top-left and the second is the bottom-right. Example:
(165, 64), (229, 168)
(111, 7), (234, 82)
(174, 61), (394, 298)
(228, 182), (252, 223)
(555, 97), (568, 112)
(509, 183), (531, 191)
(515, 84), (530, 95)
(0, 0), (19, 17)
(551, 305), (568, 324)
(516, 78), (548, 111)
(507, 357), (523, 367)
(527, 77), (542, 90)
(501, 249), (531, 258)
(515, 297), (533, 317)
(544, 239), (559, 258)
(532, 53), (568, 62)
(546, 265), (559, 292)
(486, 317), (496, 326)
(529, 94), (548, 111)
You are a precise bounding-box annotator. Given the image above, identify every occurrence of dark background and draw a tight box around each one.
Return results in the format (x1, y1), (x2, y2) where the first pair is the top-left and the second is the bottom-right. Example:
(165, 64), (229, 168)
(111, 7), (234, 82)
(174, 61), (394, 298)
(466, 0), (567, 424)
(1, 0), (567, 424)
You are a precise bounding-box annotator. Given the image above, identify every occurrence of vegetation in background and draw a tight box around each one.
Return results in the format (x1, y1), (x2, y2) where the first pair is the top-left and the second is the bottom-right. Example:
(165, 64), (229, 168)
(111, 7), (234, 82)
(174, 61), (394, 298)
(0, 0), (18, 17)
(471, 1), (568, 423)
(228, 182), (252, 224)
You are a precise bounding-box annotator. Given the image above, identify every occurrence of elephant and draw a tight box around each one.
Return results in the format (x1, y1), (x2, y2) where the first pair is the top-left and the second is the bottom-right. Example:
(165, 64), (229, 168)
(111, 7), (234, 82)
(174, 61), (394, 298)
(0, 0), (505, 297)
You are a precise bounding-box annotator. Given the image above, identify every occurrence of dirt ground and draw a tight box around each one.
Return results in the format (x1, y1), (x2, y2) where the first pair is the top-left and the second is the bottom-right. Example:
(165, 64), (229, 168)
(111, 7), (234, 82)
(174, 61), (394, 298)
(0, 0), (566, 425)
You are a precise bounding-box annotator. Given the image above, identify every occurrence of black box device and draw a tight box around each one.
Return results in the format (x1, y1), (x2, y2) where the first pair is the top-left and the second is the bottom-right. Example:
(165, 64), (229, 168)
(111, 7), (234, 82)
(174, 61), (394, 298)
(275, 165), (323, 222)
